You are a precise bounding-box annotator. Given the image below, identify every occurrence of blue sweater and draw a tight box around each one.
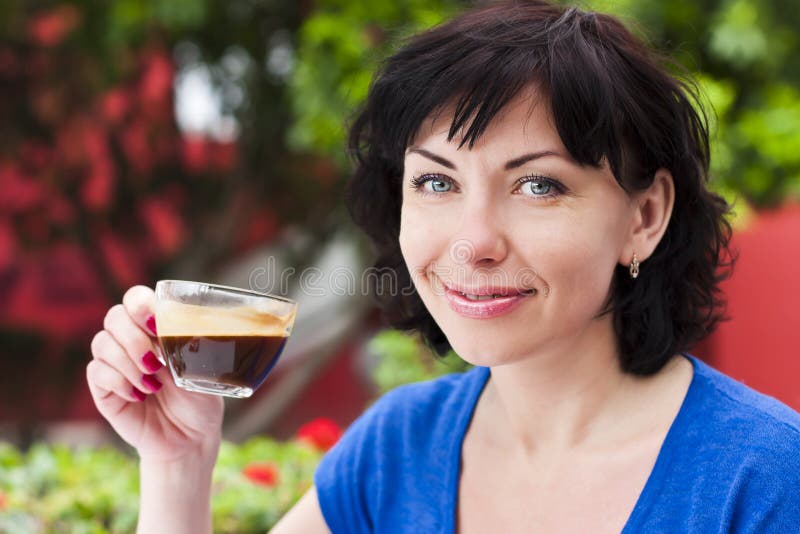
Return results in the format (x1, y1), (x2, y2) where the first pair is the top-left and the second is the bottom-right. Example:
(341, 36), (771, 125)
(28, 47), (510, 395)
(314, 355), (800, 532)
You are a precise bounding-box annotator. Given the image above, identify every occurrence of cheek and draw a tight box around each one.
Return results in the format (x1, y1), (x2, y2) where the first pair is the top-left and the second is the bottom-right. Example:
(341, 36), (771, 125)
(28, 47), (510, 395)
(399, 205), (445, 271)
(534, 217), (622, 311)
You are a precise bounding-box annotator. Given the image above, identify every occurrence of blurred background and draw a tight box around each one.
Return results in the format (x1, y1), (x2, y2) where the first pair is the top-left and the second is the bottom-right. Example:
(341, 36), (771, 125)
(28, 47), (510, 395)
(0, 0), (798, 530)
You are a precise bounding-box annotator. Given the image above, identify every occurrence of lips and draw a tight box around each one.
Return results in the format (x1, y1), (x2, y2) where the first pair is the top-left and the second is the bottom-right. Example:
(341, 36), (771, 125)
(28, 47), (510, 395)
(442, 284), (536, 319)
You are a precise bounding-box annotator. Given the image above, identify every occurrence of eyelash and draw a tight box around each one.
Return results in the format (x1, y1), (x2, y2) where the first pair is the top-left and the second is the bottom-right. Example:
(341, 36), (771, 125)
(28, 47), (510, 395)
(408, 173), (566, 200)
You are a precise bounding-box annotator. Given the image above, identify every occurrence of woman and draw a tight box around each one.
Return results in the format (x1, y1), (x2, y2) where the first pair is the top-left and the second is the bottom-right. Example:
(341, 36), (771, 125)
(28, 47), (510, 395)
(86, 1), (800, 532)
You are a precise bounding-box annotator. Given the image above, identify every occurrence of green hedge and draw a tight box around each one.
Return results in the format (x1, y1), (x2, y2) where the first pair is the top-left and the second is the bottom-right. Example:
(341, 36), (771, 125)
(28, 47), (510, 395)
(0, 437), (322, 533)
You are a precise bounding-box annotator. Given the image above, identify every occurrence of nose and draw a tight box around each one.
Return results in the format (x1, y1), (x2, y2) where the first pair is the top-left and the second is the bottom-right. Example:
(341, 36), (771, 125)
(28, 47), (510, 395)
(450, 200), (508, 266)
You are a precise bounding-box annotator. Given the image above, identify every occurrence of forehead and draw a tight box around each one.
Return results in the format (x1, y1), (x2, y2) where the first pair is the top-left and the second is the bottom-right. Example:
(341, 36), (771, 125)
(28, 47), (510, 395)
(407, 86), (565, 157)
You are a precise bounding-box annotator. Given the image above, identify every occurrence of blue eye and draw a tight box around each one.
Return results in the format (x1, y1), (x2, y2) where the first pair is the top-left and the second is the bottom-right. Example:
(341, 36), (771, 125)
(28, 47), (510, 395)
(525, 180), (551, 195)
(429, 179), (451, 193)
(409, 174), (454, 195)
(516, 175), (564, 200)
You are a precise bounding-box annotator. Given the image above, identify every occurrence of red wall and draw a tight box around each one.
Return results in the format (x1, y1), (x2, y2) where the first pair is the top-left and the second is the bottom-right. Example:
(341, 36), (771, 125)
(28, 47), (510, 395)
(702, 203), (800, 411)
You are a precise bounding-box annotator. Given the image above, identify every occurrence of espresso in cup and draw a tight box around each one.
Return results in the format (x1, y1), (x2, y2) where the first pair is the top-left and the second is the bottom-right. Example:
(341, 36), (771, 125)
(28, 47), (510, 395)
(155, 281), (297, 398)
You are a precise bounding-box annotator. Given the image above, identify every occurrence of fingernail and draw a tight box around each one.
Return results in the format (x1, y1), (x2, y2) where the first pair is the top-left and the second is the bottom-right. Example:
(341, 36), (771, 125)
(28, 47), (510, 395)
(142, 374), (162, 393)
(131, 387), (147, 402)
(142, 351), (162, 373)
(146, 315), (157, 336)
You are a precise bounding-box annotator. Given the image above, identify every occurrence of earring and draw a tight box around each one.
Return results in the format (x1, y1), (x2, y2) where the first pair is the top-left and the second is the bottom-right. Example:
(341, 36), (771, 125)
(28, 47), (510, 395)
(629, 252), (640, 279)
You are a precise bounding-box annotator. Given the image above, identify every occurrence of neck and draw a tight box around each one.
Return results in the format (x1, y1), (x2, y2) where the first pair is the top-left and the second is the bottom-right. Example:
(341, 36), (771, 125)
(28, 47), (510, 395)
(482, 316), (652, 456)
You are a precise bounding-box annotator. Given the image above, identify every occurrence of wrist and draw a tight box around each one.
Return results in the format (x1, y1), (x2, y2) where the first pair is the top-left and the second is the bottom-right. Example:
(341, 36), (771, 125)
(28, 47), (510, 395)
(137, 442), (220, 534)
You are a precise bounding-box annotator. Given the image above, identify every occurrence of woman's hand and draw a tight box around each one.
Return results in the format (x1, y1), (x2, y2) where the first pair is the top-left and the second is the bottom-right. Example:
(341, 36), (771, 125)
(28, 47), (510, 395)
(86, 285), (224, 463)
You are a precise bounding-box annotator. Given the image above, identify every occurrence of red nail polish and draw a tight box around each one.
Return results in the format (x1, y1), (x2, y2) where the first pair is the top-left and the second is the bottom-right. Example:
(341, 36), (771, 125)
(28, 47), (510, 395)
(142, 351), (162, 373)
(131, 387), (147, 402)
(142, 374), (162, 393)
(146, 315), (157, 336)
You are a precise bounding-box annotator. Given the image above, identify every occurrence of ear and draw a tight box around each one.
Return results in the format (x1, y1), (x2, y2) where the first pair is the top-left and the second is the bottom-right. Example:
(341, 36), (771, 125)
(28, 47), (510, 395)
(621, 168), (675, 266)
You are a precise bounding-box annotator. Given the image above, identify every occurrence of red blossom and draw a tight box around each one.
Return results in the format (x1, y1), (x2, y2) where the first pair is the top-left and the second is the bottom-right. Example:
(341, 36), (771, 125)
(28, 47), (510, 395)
(56, 115), (98, 169)
(0, 244), (109, 338)
(242, 462), (280, 487)
(47, 195), (75, 225)
(140, 51), (173, 106)
(82, 120), (110, 162)
(120, 119), (153, 174)
(80, 158), (115, 211)
(28, 5), (81, 47)
(296, 417), (343, 451)
(100, 88), (130, 125)
(0, 489), (6, 510)
(138, 197), (186, 256)
(99, 232), (145, 288)
(0, 163), (47, 213)
(180, 135), (209, 173)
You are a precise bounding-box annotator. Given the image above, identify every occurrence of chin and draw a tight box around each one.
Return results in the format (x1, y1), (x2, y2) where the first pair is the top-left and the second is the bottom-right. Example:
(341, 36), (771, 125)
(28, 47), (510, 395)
(444, 332), (522, 368)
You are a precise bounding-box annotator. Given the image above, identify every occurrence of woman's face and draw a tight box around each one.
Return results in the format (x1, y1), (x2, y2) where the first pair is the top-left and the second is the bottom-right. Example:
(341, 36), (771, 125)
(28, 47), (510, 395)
(399, 89), (638, 367)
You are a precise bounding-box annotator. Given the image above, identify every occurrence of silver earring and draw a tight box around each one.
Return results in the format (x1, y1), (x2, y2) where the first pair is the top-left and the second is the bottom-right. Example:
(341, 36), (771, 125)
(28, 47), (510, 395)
(629, 252), (640, 279)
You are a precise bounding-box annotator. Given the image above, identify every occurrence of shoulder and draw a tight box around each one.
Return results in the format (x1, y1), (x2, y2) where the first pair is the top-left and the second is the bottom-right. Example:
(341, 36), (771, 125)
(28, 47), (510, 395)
(688, 355), (800, 448)
(684, 356), (800, 528)
(312, 366), (488, 533)
(631, 356), (800, 531)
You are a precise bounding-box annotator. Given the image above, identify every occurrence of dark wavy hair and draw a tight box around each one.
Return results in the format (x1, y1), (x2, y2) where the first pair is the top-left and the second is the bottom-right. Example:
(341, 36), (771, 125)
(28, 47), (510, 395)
(344, 0), (735, 375)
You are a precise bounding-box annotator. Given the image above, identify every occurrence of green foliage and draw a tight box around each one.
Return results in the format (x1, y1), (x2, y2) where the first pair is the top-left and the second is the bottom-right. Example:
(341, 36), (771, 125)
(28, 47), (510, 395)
(288, 0), (462, 163)
(368, 329), (471, 394)
(0, 438), (322, 533)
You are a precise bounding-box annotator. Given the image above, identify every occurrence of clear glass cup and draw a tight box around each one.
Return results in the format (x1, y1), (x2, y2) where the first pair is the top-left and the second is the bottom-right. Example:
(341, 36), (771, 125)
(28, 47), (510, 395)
(154, 280), (297, 398)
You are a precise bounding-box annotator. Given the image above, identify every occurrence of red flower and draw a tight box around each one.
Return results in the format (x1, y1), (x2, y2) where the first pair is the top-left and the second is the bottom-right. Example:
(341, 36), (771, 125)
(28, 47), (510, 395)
(296, 417), (343, 451)
(28, 5), (81, 47)
(242, 462), (280, 487)
(180, 135), (209, 173)
(101, 88), (130, 125)
(138, 197), (186, 256)
(140, 51), (173, 107)
(0, 489), (6, 510)
(99, 232), (145, 289)
(0, 163), (46, 214)
(80, 158), (115, 211)
(120, 118), (153, 174)
(0, 244), (109, 338)
(47, 194), (75, 225)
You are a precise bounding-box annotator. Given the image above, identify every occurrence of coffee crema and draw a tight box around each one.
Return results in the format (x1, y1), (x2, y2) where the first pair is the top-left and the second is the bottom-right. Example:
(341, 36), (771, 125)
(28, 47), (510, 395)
(155, 301), (295, 397)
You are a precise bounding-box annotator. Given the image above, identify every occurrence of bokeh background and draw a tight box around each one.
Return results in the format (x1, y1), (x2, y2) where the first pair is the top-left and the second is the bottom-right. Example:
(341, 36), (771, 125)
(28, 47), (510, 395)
(0, 0), (798, 530)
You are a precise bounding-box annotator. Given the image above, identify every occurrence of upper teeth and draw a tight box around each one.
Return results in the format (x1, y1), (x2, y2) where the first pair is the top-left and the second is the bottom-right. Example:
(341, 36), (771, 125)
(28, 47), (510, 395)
(459, 289), (534, 301)
(462, 293), (499, 301)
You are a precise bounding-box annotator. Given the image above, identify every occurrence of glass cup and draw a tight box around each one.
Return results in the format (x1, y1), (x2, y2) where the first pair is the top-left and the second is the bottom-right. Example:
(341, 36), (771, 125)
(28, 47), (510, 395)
(154, 280), (297, 398)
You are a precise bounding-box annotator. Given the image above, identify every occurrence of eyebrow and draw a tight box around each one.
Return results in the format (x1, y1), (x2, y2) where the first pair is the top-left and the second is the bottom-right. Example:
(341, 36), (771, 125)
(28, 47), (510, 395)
(405, 146), (564, 171)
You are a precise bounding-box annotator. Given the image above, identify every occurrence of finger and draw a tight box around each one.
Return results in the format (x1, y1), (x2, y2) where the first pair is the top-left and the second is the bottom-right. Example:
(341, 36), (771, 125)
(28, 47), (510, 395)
(91, 328), (162, 397)
(122, 285), (158, 337)
(86, 357), (146, 408)
(102, 304), (164, 377)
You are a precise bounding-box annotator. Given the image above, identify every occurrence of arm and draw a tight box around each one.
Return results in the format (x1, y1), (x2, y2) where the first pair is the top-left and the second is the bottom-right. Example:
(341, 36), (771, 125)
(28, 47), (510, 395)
(270, 486), (330, 534)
